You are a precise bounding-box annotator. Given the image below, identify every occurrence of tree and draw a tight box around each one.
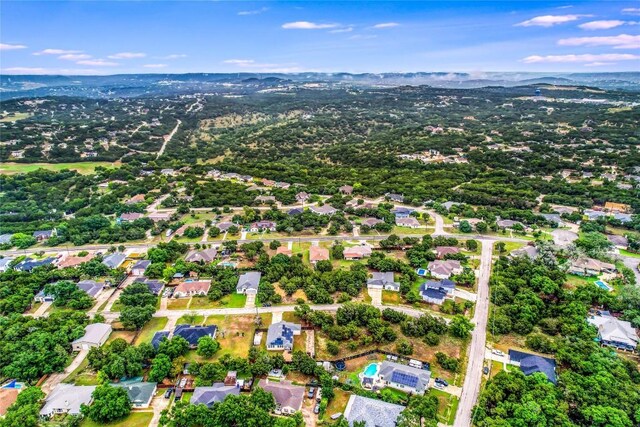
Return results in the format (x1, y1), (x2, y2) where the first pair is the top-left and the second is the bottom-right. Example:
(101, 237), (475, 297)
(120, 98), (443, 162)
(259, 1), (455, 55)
(269, 240), (281, 250)
(331, 244), (344, 260)
(465, 239), (478, 252)
(315, 260), (333, 272)
(496, 242), (506, 253)
(10, 233), (36, 249)
(2, 386), (44, 427)
(148, 354), (172, 382)
(449, 315), (474, 339)
(158, 336), (190, 360)
(208, 226), (221, 238)
(119, 304), (154, 329)
(459, 220), (472, 233)
(81, 384), (131, 423)
(197, 336), (220, 358)
(475, 221), (488, 233)
(396, 339), (413, 355)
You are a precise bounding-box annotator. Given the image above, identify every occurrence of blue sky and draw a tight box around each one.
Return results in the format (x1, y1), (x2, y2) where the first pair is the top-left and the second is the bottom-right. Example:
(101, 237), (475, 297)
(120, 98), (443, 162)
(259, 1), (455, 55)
(1, 1), (638, 74)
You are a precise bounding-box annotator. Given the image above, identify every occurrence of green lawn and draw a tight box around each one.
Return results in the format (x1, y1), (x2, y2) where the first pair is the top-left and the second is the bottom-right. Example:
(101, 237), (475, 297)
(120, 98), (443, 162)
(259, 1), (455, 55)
(63, 357), (98, 386)
(429, 388), (460, 425)
(0, 161), (118, 175)
(178, 313), (205, 325)
(619, 249), (640, 259)
(167, 298), (190, 310)
(81, 411), (153, 427)
(190, 293), (246, 309)
(134, 317), (168, 345)
(0, 112), (31, 122)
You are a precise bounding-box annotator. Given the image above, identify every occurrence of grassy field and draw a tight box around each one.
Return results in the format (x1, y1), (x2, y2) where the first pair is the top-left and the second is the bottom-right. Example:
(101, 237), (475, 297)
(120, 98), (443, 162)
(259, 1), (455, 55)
(0, 112), (31, 122)
(81, 411), (153, 427)
(0, 161), (119, 175)
(134, 317), (168, 345)
(107, 330), (137, 344)
(167, 298), (190, 310)
(63, 357), (98, 386)
(321, 388), (351, 421)
(204, 314), (258, 360)
(619, 249), (640, 259)
(190, 293), (247, 309)
(429, 388), (460, 425)
(178, 313), (205, 325)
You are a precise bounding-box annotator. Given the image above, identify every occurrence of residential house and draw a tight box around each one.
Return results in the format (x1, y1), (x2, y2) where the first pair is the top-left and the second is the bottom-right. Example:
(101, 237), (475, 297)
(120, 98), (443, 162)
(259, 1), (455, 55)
(295, 192), (310, 203)
(173, 324), (218, 348)
(256, 380), (304, 415)
(420, 280), (455, 305)
(113, 380), (156, 408)
(568, 257), (616, 276)
(33, 229), (54, 242)
(496, 219), (524, 229)
(102, 253), (126, 269)
(361, 218), (384, 228)
(343, 245), (372, 260)
(288, 207), (303, 216)
(539, 213), (564, 227)
(77, 280), (104, 298)
(275, 182), (290, 189)
(613, 213), (633, 224)
(367, 272), (400, 292)
(508, 350), (557, 384)
(392, 207), (413, 219)
(339, 185), (353, 195)
(441, 201), (461, 211)
(309, 246), (330, 265)
(607, 234), (628, 250)
(377, 361), (431, 395)
(395, 217), (420, 228)
(0, 234), (13, 245)
(510, 245), (539, 260)
(604, 202), (631, 213)
(151, 331), (169, 349)
(131, 260), (151, 276)
(15, 257), (55, 272)
(236, 271), (261, 294)
(255, 195), (276, 204)
(58, 253), (94, 268)
(160, 168), (175, 176)
(0, 257), (13, 273)
(72, 323), (112, 351)
(262, 179), (276, 187)
(385, 193), (404, 203)
(191, 384), (240, 408)
(584, 209), (608, 221)
(207, 169), (221, 178)
(134, 278), (164, 295)
(40, 384), (96, 418)
(216, 222), (237, 232)
(427, 260), (462, 279)
(185, 248), (218, 263)
(148, 212), (172, 223)
(266, 321), (301, 351)
(276, 246), (293, 257)
(435, 246), (459, 259)
(118, 212), (144, 223)
(126, 194), (146, 204)
(249, 221), (277, 232)
(34, 289), (54, 303)
(173, 280), (211, 298)
(551, 229), (578, 247)
(310, 205), (337, 216)
(343, 394), (405, 427)
(588, 313), (638, 352)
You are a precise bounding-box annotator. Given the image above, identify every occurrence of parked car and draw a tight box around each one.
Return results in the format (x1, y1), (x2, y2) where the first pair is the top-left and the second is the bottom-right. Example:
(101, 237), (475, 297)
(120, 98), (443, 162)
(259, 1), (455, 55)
(314, 404), (320, 414)
(491, 349), (503, 356)
(179, 377), (187, 388)
(435, 378), (449, 387)
(483, 366), (489, 375)
(316, 388), (322, 402)
(308, 387), (315, 399)
(164, 388), (174, 398)
(434, 382), (445, 390)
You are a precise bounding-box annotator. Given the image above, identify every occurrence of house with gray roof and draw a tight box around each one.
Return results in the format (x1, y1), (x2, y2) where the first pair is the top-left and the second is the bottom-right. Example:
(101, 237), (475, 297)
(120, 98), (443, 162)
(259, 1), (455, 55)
(427, 260), (462, 279)
(77, 280), (104, 298)
(40, 384), (96, 418)
(191, 383), (240, 407)
(510, 245), (539, 260)
(385, 193), (404, 203)
(539, 213), (564, 226)
(0, 234), (12, 245)
(343, 394), (405, 427)
(550, 229), (578, 247)
(236, 271), (261, 294)
(256, 380), (304, 415)
(420, 279), (455, 305)
(113, 380), (156, 408)
(310, 205), (338, 216)
(267, 321), (301, 351)
(588, 313), (638, 352)
(102, 252), (126, 269)
(0, 257), (13, 273)
(377, 361), (431, 395)
(508, 350), (557, 384)
(185, 248), (218, 263)
(72, 323), (112, 351)
(33, 229), (55, 242)
(131, 260), (151, 276)
(367, 272), (400, 292)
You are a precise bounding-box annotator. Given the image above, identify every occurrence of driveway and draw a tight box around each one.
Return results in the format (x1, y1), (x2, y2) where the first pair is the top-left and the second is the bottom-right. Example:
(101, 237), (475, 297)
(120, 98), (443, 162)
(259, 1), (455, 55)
(41, 349), (89, 394)
(368, 287), (382, 306)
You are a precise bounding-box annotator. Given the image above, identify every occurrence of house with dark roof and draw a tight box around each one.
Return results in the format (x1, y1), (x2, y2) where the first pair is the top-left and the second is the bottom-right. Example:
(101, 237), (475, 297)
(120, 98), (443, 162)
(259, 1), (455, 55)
(0, 257), (13, 273)
(392, 207), (414, 219)
(173, 324), (217, 348)
(131, 260), (151, 276)
(343, 394), (405, 427)
(256, 380), (304, 415)
(102, 253), (126, 269)
(236, 271), (261, 294)
(151, 331), (169, 349)
(191, 384), (240, 407)
(508, 350), (557, 384)
(266, 321), (301, 351)
(419, 279), (455, 305)
(33, 229), (55, 242)
(77, 280), (104, 298)
(113, 380), (156, 408)
(15, 257), (55, 272)
(288, 207), (304, 216)
(385, 193), (404, 203)
(367, 272), (400, 292)
(376, 361), (431, 394)
(134, 278), (164, 295)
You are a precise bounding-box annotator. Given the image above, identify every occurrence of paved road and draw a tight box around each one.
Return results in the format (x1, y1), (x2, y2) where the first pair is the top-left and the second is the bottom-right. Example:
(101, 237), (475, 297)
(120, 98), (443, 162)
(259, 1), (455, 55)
(454, 239), (493, 427)
(620, 254), (640, 285)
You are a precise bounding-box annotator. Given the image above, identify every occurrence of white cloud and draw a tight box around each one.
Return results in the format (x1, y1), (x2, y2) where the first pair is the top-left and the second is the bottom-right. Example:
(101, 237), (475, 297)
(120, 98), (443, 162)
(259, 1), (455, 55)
(223, 59), (256, 66)
(372, 22), (400, 29)
(58, 53), (92, 61)
(238, 7), (268, 16)
(3, 67), (47, 73)
(107, 52), (146, 59)
(2, 67), (102, 75)
(349, 34), (378, 40)
(578, 20), (627, 30)
(161, 54), (187, 59)
(522, 53), (640, 63)
(282, 21), (338, 30)
(143, 63), (167, 68)
(329, 27), (353, 33)
(515, 14), (590, 27)
(222, 58), (303, 73)
(77, 59), (119, 66)
(622, 8), (640, 15)
(33, 48), (81, 55)
(0, 43), (27, 50)
(584, 62), (615, 66)
(558, 34), (640, 49)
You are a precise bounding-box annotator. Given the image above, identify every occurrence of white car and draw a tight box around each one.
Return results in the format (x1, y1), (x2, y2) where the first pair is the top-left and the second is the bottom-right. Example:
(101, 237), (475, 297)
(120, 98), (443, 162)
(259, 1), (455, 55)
(491, 349), (503, 356)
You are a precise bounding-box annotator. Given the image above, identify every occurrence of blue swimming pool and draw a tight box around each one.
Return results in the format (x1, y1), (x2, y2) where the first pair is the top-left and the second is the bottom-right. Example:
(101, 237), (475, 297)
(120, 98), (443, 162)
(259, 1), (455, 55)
(594, 280), (612, 291)
(1, 380), (23, 389)
(363, 363), (379, 377)
(416, 268), (427, 276)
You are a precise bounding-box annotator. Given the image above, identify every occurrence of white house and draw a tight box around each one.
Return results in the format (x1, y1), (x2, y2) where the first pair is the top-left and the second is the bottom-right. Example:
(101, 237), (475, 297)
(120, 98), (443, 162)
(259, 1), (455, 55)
(71, 323), (112, 351)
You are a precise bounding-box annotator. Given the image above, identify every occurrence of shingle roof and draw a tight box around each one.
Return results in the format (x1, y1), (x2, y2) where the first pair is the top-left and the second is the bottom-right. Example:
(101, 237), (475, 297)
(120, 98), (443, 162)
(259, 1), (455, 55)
(309, 246), (330, 262)
(236, 271), (261, 293)
(102, 253), (126, 269)
(72, 323), (111, 346)
(40, 384), (96, 416)
(267, 321), (301, 349)
(508, 350), (557, 384)
(151, 331), (169, 349)
(185, 248), (218, 263)
(343, 394), (405, 427)
(367, 272), (399, 289)
(173, 324), (217, 346)
(588, 315), (638, 348)
(191, 384), (240, 407)
(256, 380), (304, 411)
(113, 381), (156, 405)
(77, 280), (104, 298)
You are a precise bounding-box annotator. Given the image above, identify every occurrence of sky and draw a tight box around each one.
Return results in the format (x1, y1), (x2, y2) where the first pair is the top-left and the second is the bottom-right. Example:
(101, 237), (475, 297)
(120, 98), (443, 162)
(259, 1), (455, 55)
(1, 1), (639, 75)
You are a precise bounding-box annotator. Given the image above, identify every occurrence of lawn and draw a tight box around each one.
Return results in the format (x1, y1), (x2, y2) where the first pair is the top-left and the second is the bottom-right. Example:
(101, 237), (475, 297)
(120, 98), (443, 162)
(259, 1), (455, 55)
(0, 161), (118, 175)
(63, 357), (98, 386)
(107, 330), (137, 344)
(321, 389), (351, 421)
(619, 249), (640, 259)
(134, 317), (168, 345)
(429, 388), (460, 425)
(81, 411), (153, 427)
(191, 293), (246, 309)
(167, 298), (190, 310)
(391, 226), (428, 235)
(381, 290), (402, 305)
(178, 313), (205, 325)
(0, 112), (31, 122)
(564, 274), (598, 290)
(204, 314), (258, 360)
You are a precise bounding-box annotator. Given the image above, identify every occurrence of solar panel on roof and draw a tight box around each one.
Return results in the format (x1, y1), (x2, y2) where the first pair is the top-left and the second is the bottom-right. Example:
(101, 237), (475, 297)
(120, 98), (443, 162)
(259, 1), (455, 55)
(390, 371), (419, 388)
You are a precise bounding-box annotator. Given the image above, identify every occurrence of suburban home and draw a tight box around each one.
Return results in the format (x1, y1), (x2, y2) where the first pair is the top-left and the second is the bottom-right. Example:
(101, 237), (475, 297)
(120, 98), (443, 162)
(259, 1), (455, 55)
(151, 331), (169, 349)
(441, 201), (461, 211)
(102, 253), (126, 269)
(419, 280), (454, 305)
(385, 193), (404, 203)
(276, 246), (293, 257)
(173, 280), (211, 298)
(361, 218), (384, 228)
(508, 350), (557, 384)
(496, 219), (524, 229)
(367, 272), (400, 292)
(256, 380), (304, 415)
(295, 192), (310, 203)
(588, 313), (638, 352)
(435, 246), (459, 259)
(395, 217), (420, 228)
(221, 172), (240, 180)
(604, 202), (631, 213)
(343, 245), (372, 260)
(614, 213), (633, 224)
(339, 185), (353, 195)
(126, 194), (146, 204)
(262, 179), (276, 186)
(113, 380), (156, 408)
(310, 205), (338, 216)
(40, 384), (96, 418)
(148, 212), (172, 222)
(236, 271), (261, 294)
(309, 246), (330, 265)
(207, 169), (221, 178)
(607, 234), (629, 250)
(33, 229), (55, 242)
(118, 212), (144, 224)
(288, 207), (303, 216)
(275, 182), (290, 189)
(173, 324), (218, 348)
(34, 289), (54, 303)
(255, 195), (276, 204)
(539, 213), (564, 227)
(583, 209), (608, 221)
(134, 278), (164, 295)
(249, 221), (277, 232)
(343, 394), (405, 427)
(0, 234), (12, 245)
(131, 260), (151, 276)
(0, 257), (13, 273)
(77, 280), (104, 298)
(568, 257), (616, 276)
(160, 168), (175, 176)
(14, 257), (55, 272)
(72, 323), (112, 351)
(58, 253), (94, 268)
(550, 229), (578, 247)
(266, 321), (301, 351)
(427, 260), (462, 279)
(191, 384), (240, 408)
(392, 207), (414, 219)
(185, 248), (218, 263)
(376, 361), (431, 395)
(216, 222), (237, 232)
(510, 245), (539, 260)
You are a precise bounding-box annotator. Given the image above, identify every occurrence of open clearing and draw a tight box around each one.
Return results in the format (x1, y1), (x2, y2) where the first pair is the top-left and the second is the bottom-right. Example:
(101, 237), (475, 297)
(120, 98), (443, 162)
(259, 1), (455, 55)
(0, 161), (119, 175)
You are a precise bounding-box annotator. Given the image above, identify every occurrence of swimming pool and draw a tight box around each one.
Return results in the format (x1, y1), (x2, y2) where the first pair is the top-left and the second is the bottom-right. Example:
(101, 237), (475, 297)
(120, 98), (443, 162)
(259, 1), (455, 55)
(363, 363), (379, 378)
(416, 268), (427, 276)
(1, 380), (23, 389)
(594, 280), (612, 291)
